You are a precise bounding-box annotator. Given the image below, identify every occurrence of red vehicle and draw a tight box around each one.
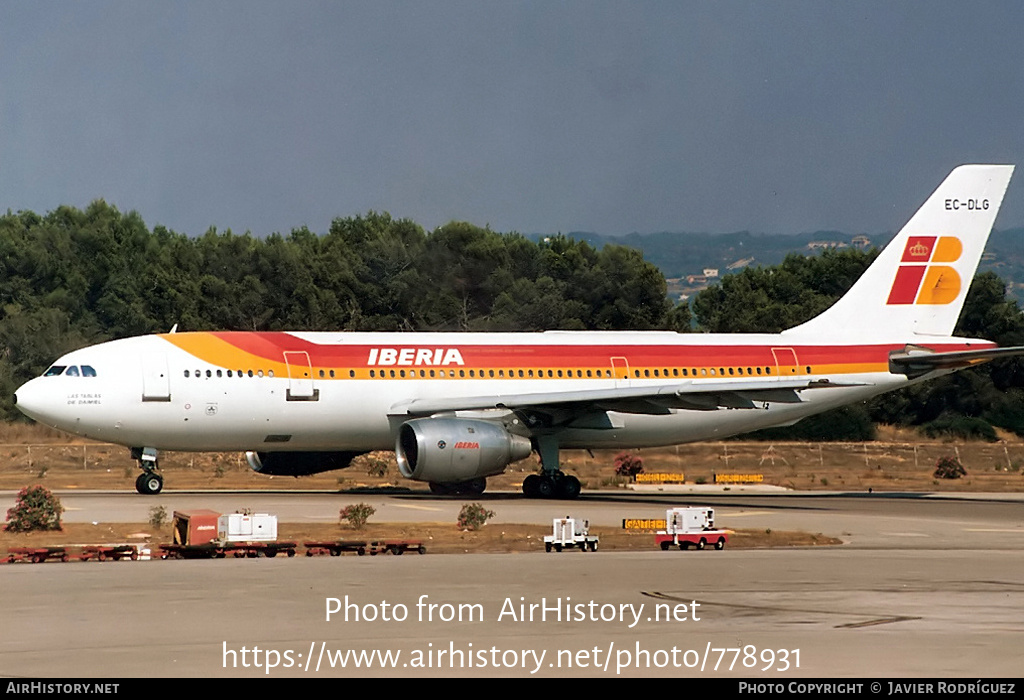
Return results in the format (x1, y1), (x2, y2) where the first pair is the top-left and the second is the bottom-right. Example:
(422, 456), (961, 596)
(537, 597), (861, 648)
(655, 507), (728, 551)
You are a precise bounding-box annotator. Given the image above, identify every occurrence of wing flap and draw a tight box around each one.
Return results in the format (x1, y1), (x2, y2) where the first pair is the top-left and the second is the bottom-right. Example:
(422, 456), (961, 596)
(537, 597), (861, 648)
(392, 377), (862, 417)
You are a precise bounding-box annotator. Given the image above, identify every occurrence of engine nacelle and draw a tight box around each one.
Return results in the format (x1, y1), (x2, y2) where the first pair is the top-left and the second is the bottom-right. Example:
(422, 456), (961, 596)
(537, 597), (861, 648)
(245, 451), (363, 476)
(396, 418), (532, 483)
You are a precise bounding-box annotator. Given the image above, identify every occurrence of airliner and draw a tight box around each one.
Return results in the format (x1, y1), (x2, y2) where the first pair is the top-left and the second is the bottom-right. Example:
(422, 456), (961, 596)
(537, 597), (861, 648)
(13, 165), (1022, 498)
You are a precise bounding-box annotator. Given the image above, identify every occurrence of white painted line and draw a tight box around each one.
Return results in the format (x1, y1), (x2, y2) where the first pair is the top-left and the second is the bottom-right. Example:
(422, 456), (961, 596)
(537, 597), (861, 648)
(878, 532), (930, 537)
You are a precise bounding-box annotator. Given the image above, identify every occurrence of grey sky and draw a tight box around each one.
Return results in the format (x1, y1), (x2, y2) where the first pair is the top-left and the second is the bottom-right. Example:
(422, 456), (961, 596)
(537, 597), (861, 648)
(2, 1), (1023, 238)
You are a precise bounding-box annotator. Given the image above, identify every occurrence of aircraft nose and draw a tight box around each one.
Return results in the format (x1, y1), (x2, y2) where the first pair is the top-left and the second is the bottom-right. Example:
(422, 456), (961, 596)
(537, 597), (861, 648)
(13, 377), (50, 422)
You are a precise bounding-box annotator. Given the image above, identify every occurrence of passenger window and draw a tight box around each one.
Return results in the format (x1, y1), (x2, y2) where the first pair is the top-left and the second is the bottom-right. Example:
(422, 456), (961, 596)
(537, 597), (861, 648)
(184, 370), (190, 378)
(65, 366), (80, 377)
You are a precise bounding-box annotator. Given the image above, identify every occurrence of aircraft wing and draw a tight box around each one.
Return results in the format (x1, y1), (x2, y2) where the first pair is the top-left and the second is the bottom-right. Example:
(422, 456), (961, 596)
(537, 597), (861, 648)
(889, 345), (1024, 378)
(392, 377), (865, 418)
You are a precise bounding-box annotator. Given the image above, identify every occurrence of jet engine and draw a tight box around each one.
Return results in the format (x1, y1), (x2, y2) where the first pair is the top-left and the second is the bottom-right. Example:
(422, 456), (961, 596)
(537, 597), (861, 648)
(396, 418), (532, 483)
(245, 450), (363, 476)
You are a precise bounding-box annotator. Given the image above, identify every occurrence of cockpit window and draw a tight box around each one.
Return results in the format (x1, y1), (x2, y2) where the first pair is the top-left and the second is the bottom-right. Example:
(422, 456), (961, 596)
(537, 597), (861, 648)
(42, 364), (97, 378)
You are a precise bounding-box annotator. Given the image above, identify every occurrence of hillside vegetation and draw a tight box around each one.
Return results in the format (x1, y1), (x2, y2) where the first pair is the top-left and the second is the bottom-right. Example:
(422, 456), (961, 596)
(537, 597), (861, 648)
(1, 201), (1021, 439)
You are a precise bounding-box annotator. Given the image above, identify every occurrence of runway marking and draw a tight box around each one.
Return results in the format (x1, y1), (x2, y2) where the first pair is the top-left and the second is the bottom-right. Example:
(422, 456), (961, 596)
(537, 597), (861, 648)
(878, 531), (930, 537)
(643, 592), (922, 629)
(391, 503), (444, 512)
(962, 528), (1022, 533)
(835, 616), (921, 629)
(719, 511), (772, 517)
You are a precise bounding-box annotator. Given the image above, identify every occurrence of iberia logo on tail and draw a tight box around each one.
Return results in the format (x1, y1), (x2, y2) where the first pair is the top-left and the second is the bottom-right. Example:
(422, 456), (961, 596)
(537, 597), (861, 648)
(886, 236), (963, 305)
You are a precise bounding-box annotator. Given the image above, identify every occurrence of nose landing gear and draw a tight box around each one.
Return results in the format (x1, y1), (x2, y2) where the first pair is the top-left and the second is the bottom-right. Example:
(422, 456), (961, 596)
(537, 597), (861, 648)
(131, 447), (163, 494)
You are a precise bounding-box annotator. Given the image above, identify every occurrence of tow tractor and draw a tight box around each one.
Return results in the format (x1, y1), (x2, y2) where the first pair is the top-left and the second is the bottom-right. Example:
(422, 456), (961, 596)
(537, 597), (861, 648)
(655, 507), (729, 551)
(544, 516), (599, 552)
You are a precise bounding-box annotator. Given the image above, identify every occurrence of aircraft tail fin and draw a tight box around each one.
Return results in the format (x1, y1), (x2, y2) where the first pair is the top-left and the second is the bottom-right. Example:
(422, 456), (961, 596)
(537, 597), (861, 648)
(784, 164), (1014, 339)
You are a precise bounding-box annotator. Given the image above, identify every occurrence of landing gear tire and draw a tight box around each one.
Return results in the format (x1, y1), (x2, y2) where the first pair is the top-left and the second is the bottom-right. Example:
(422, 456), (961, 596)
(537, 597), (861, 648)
(536, 475), (556, 499)
(135, 472), (164, 495)
(557, 475), (581, 500)
(522, 474), (541, 498)
(522, 472), (581, 500)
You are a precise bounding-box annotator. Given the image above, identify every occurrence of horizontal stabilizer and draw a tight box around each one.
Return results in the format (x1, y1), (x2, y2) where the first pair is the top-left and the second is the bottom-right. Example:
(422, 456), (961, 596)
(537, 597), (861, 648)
(889, 345), (1024, 378)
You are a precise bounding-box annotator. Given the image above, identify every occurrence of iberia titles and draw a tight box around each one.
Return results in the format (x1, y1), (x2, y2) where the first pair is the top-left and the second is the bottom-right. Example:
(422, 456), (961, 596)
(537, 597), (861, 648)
(367, 348), (466, 366)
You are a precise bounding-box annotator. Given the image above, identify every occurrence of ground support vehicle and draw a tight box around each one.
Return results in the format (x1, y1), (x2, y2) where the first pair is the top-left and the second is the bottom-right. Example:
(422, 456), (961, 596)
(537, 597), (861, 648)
(159, 541), (297, 559)
(655, 507), (729, 551)
(305, 540), (427, 556)
(159, 509), (296, 558)
(304, 540), (370, 556)
(77, 545), (139, 561)
(5, 546), (69, 563)
(544, 517), (599, 552)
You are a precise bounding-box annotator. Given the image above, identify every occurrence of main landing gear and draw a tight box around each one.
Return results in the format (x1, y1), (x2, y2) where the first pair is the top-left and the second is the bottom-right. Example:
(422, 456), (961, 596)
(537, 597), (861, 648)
(522, 435), (581, 500)
(131, 447), (163, 494)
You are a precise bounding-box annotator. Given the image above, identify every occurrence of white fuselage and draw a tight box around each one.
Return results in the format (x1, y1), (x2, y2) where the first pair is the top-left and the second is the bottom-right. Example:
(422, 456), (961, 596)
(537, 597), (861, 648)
(14, 329), (954, 454)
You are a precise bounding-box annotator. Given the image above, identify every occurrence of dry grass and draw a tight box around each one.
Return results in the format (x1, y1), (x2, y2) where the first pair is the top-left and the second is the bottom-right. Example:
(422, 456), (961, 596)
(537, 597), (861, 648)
(0, 521), (840, 559)
(1, 422), (1022, 494)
